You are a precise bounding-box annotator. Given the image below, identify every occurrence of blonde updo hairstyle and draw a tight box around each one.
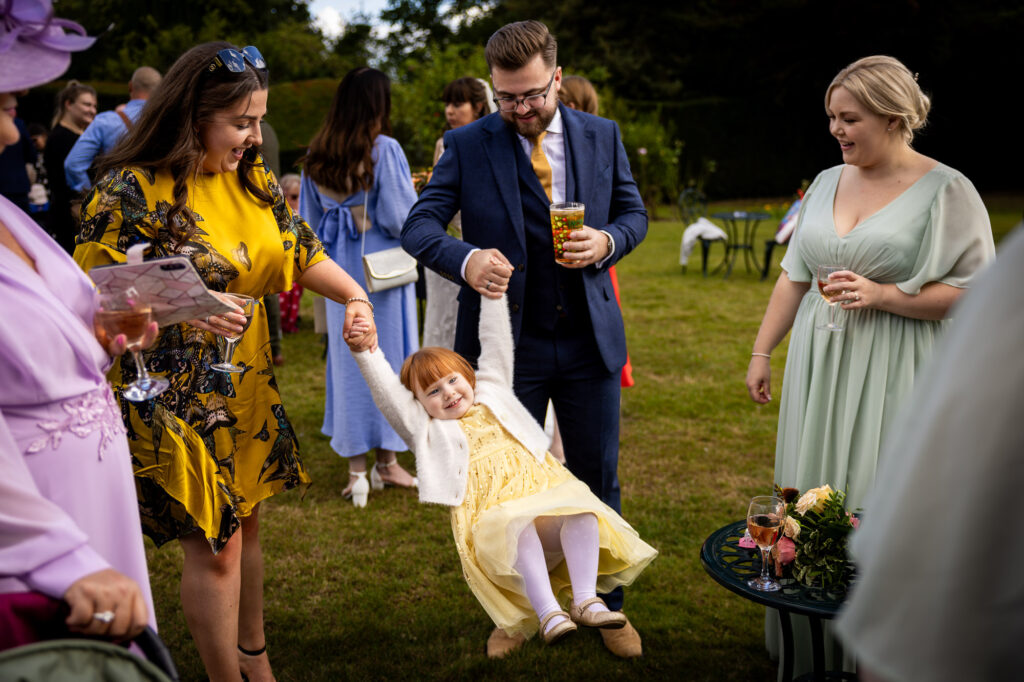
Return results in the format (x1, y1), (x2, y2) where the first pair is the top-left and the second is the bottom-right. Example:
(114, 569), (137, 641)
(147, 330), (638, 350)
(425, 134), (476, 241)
(826, 55), (930, 144)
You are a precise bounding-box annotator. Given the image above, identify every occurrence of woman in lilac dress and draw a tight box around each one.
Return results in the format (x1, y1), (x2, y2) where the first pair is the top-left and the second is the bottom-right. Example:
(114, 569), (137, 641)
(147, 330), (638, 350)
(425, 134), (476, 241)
(0, 0), (153, 646)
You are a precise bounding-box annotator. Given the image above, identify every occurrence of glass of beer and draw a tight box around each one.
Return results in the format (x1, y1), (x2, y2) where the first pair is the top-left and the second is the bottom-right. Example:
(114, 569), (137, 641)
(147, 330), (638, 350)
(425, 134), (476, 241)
(549, 202), (585, 264)
(96, 288), (168, 402)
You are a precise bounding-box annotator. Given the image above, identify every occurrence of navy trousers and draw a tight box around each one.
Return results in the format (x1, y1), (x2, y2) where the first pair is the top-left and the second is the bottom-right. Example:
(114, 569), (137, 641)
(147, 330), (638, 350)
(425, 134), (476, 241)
(512, 321), (624, 611)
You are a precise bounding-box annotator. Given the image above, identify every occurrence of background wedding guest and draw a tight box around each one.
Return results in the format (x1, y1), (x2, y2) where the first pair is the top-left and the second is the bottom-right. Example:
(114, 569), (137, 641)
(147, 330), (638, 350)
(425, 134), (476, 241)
(301, 66), (419, 506)
(550, 73), (634, 464)
(559, 75), (599, 117)
(64, 66), (162, 193)
(0, 0), (153, 648)
(836, 226), (1023, 682)
(25, 122), (49, 218)
(277, 172), (304, 334)
(0, 92), (36, 214)
(44, 79), (95, 253)
(745, 54), (995, 678)
(423, 76), (494, 349)
(259, 119), (284, 365)
(74, 42), (377, 682)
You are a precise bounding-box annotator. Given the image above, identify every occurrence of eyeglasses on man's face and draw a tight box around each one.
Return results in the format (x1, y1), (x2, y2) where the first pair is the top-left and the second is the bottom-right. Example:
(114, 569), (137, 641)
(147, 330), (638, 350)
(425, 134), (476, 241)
(207, 46), (267, 75)
(492, 69), (557, 113)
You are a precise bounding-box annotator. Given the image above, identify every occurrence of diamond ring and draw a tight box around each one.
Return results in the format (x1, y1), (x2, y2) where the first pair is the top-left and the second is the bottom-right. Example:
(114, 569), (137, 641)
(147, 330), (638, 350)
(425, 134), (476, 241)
(92, 610), (115, 624)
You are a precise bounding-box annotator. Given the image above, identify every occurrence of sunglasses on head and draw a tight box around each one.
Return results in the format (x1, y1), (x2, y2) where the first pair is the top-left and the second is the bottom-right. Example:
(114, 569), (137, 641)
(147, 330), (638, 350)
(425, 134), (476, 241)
(207, 46), (267, 74)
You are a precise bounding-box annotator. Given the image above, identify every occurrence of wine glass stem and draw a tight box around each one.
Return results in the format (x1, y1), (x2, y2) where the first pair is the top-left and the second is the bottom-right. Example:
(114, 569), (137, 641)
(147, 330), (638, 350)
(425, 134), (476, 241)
(223, 339), (237, 365)
(760, 547), (772, 582)
(829, 301), (837, 328)
(131, 348), (150, 385)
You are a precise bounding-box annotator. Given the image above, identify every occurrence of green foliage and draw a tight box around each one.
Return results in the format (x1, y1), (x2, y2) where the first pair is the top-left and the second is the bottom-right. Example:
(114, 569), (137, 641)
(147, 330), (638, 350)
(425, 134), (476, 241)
(264, 79), (339, 167)
(390, 42), (490, 169)
(787, 489), (856, 593)
(55, 0), (342, 82)
(379, 0), (491, 67)
(596, 89), (683, 219)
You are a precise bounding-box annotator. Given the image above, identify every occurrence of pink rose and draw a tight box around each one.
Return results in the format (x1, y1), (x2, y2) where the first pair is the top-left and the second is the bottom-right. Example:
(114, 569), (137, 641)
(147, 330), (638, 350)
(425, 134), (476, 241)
(776, 536), (796, 566)
(848, 513), (860, 530)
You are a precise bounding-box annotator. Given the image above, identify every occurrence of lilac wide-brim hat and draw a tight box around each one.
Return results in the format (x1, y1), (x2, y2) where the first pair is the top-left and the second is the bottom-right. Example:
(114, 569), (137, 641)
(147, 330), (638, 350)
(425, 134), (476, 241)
(0, 0), (95, 92)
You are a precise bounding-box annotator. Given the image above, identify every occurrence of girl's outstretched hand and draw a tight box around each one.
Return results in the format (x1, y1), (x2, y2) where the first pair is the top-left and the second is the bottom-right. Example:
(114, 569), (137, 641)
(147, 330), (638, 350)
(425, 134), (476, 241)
(344, 315), (377, 352)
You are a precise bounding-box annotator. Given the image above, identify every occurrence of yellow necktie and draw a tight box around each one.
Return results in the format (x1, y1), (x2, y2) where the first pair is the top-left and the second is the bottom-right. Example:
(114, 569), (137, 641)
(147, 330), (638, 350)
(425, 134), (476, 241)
(530, 132), (553, 201)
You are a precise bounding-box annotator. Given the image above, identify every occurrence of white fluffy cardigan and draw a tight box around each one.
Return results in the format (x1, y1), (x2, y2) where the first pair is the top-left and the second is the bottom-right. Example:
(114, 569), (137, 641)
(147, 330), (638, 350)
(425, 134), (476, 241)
(351, 295), (549, 507)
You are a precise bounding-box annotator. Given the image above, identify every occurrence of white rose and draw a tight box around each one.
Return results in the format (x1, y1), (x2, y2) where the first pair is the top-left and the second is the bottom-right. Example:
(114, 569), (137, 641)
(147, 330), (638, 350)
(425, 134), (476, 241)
(795, 485), (834, 515)
(784, 515), (801, 539)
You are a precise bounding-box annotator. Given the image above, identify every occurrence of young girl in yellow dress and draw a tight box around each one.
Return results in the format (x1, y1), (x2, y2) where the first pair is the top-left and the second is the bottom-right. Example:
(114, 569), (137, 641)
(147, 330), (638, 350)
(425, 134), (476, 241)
(347, 294), (656, 646)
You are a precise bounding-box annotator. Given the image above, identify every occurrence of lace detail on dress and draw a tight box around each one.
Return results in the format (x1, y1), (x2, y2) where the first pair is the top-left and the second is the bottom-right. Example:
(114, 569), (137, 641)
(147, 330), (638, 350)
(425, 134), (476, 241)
(25, 387), (126, 460)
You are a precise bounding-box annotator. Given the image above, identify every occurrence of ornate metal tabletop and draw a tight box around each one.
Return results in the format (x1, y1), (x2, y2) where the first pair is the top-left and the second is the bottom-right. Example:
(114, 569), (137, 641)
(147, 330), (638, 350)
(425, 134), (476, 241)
(700, 520), (846, 618)
(700, 520), (854, 681)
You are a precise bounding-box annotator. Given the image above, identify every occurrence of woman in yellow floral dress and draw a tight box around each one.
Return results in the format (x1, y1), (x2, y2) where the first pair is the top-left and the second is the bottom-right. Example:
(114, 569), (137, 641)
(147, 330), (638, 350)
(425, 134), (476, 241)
(74, 43), (376, 682)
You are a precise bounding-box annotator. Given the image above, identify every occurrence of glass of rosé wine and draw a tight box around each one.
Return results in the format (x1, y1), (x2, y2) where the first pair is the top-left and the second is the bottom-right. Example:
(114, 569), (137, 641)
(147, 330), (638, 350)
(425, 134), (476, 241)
(815, 264), (845, 332)
(96, 288), (168, 402)
(746, 495), (787, 592)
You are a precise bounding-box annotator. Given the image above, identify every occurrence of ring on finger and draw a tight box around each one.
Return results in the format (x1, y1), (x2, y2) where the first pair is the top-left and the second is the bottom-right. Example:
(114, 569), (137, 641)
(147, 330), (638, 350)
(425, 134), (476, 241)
(92, 610), (115, 624)
(486, 281), (493, 291)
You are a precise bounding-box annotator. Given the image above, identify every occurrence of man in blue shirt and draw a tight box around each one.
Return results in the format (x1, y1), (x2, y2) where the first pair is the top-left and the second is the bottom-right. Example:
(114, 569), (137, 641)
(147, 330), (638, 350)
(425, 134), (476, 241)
(64, 66), (161, 192)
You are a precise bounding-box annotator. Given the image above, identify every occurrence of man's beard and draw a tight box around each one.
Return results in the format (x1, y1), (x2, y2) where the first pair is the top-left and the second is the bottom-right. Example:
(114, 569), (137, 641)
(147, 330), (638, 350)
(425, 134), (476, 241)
(501, 102), (556, 139)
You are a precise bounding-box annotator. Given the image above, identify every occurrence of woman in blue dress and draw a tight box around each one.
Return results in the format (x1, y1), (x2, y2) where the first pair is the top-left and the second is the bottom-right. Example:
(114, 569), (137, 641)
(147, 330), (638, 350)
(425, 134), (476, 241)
(300, 67), (419, 505)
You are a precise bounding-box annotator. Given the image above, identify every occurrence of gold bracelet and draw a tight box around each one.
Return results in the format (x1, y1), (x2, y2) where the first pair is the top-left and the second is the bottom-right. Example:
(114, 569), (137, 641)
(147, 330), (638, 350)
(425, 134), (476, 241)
(751, 352), (771, 359)
(344, 297), (374, 316)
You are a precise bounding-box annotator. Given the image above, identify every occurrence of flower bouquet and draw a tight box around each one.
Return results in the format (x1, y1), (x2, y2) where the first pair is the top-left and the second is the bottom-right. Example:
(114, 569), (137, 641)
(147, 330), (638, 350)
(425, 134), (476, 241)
(771, 485), (858, 593)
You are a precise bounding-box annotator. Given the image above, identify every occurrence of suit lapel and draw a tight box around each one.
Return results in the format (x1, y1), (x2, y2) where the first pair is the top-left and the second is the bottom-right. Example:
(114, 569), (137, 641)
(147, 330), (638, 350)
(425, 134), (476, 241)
(561, 104), (596, 210)
(481, 116), (527, 252)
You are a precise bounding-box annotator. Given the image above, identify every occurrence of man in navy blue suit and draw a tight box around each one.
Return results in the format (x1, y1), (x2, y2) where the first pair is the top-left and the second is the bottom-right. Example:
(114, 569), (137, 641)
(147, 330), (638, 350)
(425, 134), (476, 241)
(402, 20), (648, 659)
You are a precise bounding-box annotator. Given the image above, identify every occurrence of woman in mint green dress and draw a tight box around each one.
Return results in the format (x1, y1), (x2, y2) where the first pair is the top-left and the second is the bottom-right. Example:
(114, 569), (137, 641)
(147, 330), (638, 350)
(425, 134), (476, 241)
(746, 56), (994, 678)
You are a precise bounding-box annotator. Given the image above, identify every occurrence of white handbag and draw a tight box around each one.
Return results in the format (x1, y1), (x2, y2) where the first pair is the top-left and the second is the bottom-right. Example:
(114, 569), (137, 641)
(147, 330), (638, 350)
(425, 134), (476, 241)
(359, 203), (418, 293)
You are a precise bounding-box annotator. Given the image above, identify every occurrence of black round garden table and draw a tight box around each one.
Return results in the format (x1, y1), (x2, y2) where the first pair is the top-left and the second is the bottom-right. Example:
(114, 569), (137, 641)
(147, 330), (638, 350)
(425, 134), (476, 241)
(709, 210), (772, 277)
(700, 520), (855, 681)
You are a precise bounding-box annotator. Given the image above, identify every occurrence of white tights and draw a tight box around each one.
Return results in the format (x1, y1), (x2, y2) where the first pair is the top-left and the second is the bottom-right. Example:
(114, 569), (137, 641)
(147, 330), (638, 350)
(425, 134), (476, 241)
(513, 513), (608, 634)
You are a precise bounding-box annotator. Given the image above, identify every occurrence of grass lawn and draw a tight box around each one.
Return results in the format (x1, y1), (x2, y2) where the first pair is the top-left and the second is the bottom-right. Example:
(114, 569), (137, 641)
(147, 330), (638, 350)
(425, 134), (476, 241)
(145, 197), (1020, 680)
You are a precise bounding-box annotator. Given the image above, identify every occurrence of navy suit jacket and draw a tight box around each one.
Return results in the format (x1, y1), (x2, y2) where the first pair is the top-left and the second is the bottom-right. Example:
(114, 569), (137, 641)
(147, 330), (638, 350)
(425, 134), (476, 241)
(401, 104), (647, 373)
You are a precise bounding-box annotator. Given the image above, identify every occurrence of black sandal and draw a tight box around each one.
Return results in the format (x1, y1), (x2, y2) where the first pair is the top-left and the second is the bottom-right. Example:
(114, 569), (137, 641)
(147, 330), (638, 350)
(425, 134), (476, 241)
(239, 644), (266, 682)
(238, 643), (267, 657)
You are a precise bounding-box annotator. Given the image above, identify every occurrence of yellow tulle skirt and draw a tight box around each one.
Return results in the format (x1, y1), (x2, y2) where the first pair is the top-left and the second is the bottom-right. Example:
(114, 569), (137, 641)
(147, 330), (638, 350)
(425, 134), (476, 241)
(451, 404), (657, 638)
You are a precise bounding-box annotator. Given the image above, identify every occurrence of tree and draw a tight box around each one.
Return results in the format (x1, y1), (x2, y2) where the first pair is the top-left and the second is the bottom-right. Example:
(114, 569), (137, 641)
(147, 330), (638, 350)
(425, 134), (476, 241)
(53, 0), (338, 82)
(379, 0), (494, 70)
(390, 42), (490, 167)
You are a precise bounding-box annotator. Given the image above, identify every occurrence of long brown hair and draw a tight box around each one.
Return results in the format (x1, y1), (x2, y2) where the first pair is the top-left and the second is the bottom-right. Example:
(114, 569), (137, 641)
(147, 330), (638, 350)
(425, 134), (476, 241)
(303, 67), (391, 195)
(97, 42), (271, 249)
